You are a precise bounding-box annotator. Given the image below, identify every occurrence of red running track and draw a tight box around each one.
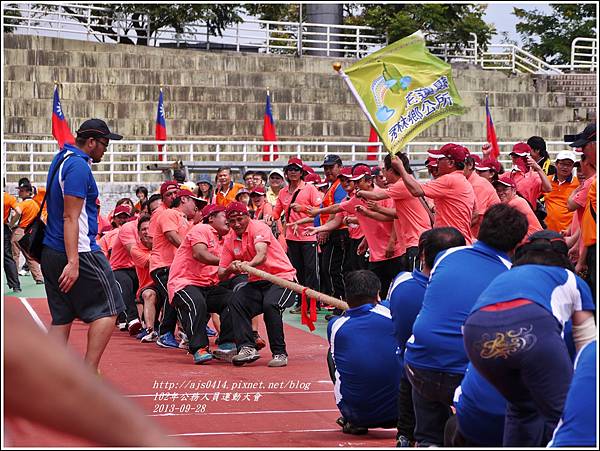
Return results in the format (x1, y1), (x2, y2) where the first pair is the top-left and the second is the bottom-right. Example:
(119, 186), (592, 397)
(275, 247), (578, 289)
(4, 296), (397, 447)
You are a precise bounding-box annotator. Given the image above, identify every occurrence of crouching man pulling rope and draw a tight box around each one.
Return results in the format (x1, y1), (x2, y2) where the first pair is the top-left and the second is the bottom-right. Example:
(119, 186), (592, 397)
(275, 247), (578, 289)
(218, 201), (348, 368)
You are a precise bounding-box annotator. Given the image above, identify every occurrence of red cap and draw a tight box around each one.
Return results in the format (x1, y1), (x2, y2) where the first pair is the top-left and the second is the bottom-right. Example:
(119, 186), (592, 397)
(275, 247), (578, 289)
(440, 143), (469, 163)
(303, 164), (315, 174)
(284, 157), (304, 170)
(160, 180), (179, 196)
(225, 201), (249, 217)
(201, 204), (226, 218)
(476, 157), (501, 173)
(470, 154), (482, 164)
(350, 165), (372, 181)
(250, 186), (266, 196)
(305, 173), (323, 185)
(235, 188), (251, 199)
(176, 189), (206, 203)
(425, 157), (439, 168)
(338, 167), (353, 178)
(510, 142), (531, 157)
(427, 148), (445, 159)
(496, 173), (517, 189)
(114, 205), (132, 216)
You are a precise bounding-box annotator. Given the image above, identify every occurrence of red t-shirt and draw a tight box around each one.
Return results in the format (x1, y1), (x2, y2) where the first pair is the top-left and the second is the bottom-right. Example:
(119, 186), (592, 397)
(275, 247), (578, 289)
(220, 220), (296, 283)
(109, 220), (138, 270)
(130, 242), (154, 298)
(273, 181), (323, 242)
(387, 179), (432, 248)
(168, 224), (224, 303)
(508, 196), (543, 240)
(467, 172), (501, 238)
(421, 170), (476, 244)
(149, 208), (191, 273)
(98, 227), (119, 259)
(512, 169), (543, 209)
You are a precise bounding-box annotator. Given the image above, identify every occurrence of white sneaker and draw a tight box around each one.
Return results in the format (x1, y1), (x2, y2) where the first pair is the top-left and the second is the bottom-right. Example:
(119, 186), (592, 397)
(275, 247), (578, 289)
(268, 354), (288, 367)
(140, 330), (158, 342)
(18, 270), (29, 276)
(232, 346), (260, 366)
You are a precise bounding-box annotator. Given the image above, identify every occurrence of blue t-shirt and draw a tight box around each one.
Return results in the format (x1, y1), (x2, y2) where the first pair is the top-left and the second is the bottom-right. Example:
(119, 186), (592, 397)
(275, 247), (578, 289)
(43, 144), (100, 253)
(405, 241), (512, 374)
(454, 363), (506, 446)
(472, 265), (595, 328)
(328, 303), (401, 427)
(548, 340), (597, 447)
(388, 269), (428, 354)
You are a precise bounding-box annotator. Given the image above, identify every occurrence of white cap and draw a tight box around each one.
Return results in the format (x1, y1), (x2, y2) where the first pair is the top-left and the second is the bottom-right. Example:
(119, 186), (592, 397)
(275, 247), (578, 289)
(555, 150), (577, 162)
(268, 169), (285, 179)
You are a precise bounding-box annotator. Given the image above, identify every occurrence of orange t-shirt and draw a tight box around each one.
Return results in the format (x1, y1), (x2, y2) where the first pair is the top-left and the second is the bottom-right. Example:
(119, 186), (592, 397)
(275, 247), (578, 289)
(387, 179), (432, 248)
(544, 175), (579, 233)
(168, 224), (224, 303)
(467, 172), (501, 238)
(4, 193), (17, 224)
(109, 220), (138, 270)
(581, 178), (596, 247)
(508, 196), (543, 240)
(216, 182), (245, 207)
(220, 219), (296, 283)
(130, 242), (154, 298)
(273, 181), (323, 242)
(340, 189), (404, 262)
(421, 170), (476, 244)
(17, 198), (41, 229)
(149, 208), (191, 273)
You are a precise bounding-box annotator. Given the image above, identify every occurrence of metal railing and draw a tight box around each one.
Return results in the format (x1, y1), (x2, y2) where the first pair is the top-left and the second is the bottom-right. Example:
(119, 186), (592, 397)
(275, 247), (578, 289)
(481, 44), (564, 74)
(570, 37), (597, 72)
(2, 139), (573, 187)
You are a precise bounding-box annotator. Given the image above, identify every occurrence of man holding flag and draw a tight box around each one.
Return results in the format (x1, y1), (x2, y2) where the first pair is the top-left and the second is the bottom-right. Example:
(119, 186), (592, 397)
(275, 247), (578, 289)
(155, 87), (167, 161)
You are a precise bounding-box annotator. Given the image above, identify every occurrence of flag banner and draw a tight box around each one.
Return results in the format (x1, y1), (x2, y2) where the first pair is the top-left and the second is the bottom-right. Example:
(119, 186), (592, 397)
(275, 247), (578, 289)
(52, 85), (75, 149)
(367, 126), (379, 161)
(262, 90), (278, 161)
(339, 31), (465, 154)
(155, 88), (167, 161)
(485, 95), (500, 160)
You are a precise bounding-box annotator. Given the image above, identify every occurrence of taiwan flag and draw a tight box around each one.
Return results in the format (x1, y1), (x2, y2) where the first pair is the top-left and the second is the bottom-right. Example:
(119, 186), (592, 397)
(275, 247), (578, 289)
(262, 90), (278, 162)
(486, 95), (500, 160)
(367, 126), (379, 161)
(52, 85), (75, 149)
(155, 88), (167, 161)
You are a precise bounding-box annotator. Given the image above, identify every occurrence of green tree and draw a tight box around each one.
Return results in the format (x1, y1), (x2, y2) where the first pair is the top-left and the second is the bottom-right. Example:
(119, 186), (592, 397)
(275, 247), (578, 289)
(29, 3), (243, 45)
(345, 4), (495, 50)
(514, 4), (596, 65)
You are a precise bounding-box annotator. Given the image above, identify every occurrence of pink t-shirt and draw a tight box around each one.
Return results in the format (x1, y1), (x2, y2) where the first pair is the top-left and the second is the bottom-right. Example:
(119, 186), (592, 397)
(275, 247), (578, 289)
(220, 220), (296, 283)
(387, 179), (432, 248)
(467, 172), (501, 238)
(149, 208), (191, 273)
(131, 242), (154, 298)
(421, 170), (476, 244)
(98, 228), (119, 259)
(109, 220), (138, 270)
(340, 188), (404, 262)
(512, 170), (543, 209)
(508, 196), (543, 240)
(168, 224), (224, 303)
(273, 181), (323, 242)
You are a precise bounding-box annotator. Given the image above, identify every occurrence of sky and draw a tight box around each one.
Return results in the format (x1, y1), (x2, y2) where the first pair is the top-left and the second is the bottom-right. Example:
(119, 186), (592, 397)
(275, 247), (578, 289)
(483, 2), (554, 45)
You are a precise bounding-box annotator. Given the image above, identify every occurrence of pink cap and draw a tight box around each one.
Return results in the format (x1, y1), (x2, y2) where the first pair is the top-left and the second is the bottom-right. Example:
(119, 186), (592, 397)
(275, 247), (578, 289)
(510, 142), (531, 157)
(476, 158), (501, 172)
(496, 173), (517, 188)
(114, 205), (132, 216)
(350, 165), (372, 181)
(201, 204), (225, 218)
(225, 201), (249, 217)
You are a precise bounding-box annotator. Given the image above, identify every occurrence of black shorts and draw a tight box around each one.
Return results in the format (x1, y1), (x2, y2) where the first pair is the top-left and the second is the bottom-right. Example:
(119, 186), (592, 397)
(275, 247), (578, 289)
(137, 285), (158, 304)
(41, 246), (125, 325)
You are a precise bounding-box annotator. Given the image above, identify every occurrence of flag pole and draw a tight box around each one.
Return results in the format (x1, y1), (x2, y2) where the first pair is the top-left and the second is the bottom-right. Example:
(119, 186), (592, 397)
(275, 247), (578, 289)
(333, 62), (382, 153)
(159, 84), (165, 162)
(267, 86), (274, 162)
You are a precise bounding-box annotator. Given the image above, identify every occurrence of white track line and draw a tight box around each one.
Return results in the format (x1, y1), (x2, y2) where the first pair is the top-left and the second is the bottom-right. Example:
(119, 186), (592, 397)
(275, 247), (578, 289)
(150, 408), (339, 418)
(170, 427), (341, 437)
(126, 390), (334, 398)
(19, 297), (47, 332)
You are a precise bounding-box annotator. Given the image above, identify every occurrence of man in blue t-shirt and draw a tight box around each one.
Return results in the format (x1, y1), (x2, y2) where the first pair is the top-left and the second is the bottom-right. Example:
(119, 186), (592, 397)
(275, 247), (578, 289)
(328, 270), (401, 434)
(388, 227), (466, 447)
(41, 118), (125, 371)
(403, 204), (528, 446)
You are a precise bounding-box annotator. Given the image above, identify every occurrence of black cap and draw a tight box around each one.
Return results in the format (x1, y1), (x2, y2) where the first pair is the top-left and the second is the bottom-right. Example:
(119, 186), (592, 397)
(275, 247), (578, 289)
(17, 177), (31, 189)
(76, 118), (123, 140)
(320, 154), (343, 167)
(564, 124), (596, 148)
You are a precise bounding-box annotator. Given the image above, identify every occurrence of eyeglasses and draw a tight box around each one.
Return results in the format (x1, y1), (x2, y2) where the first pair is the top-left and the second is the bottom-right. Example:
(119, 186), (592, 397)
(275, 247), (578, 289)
(556, 160), (574, 167)
(95, 138), (109, 148)
(286, 167), (301, 172)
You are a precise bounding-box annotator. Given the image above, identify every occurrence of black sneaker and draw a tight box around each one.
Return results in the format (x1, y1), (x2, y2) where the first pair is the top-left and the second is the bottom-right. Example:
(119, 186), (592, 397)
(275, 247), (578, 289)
(396, 435), (412, 447)
(342, 421), (368, 435)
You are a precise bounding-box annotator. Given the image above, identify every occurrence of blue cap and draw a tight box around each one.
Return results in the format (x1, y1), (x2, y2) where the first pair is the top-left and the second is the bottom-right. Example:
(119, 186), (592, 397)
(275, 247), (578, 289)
(196, 174), (213, 186)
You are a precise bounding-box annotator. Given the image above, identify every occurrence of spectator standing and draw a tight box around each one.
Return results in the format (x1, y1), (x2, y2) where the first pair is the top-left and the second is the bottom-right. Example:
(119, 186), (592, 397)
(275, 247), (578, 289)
(134, 186), (148, 212)
(527, 135), (556, 176)
(12, 182), (44, 284)
(215, 167), (244, 207)
(544, 151), (579, 233)
(3, 187), (21, 292)
(266, 169), (285, 205)
(196, 174), (216, 204)
(40, 118), (125, 370)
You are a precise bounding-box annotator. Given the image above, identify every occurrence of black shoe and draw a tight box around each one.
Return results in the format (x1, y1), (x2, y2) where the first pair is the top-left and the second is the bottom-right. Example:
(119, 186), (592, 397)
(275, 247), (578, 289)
(342, 421), (368, 435)
(396, 435), (412, 447)
(35, 280), (45, 285)
(12, 287), (22, 293)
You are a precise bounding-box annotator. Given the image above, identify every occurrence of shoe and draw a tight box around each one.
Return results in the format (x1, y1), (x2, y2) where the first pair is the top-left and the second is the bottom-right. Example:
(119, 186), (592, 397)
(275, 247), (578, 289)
(268, 354), (288, 367)
(193, 347), (213, 364)
(127, 319), (143, 336)
(12, 287), (22, 293)
(396, 435), (412, 447)
(35, 280), (45, 285)
(212, 342), (237, 362)
(136, 328), (149, 340)
(117, 322), (127, 331)
(156, 332), (180, 349)
(178, 332), (189, 350)
(336, 416), (347, 428)
(140, 330), (158, 343)
(253, 331), (266, 350)
(342, 421), (368, 435)
(289, 305), (302, 314)
(116, 312), (127, 331)
(18, 270), (29, 276)
(232, 346), (260, 366)
(206, 326), (217, 337)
